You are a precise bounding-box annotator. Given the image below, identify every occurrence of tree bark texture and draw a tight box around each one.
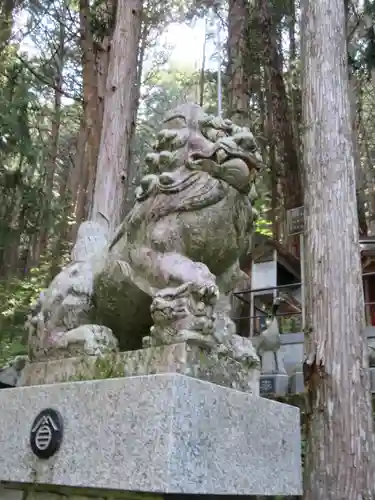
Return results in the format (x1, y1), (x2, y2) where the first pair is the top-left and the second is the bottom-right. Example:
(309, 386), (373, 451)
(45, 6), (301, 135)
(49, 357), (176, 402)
(69, 117), (87, 240)
(227, 0), (250, 125)
(265, 67), (279, 239)
(257, 0), (302, 211)
(0, 0), (16, 55)
(91, 0), (142, 237)
(78, 0), (103, 221)
(348, 73), (368, 236)
(301, 0), (375, 498)
(122, 19), (146, 216)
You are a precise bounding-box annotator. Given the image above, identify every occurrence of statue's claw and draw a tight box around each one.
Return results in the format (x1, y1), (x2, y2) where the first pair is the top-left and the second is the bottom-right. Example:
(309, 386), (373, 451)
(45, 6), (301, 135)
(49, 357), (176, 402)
(195, 284), (219, 305)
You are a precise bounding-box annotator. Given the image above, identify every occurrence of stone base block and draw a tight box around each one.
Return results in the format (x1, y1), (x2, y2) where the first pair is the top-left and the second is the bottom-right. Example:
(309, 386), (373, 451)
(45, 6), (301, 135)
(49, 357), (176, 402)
(19, 341), (259, 395)
(290, 371), (305, 394)
(0, 374), (301, 496)
(259, 373), (289, 396)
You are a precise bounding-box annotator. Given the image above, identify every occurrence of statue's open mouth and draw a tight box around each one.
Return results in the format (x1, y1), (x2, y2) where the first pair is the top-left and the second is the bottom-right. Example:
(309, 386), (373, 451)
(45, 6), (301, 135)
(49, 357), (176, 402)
(189, 140), (262, 173)
(187, 139), (262, 194)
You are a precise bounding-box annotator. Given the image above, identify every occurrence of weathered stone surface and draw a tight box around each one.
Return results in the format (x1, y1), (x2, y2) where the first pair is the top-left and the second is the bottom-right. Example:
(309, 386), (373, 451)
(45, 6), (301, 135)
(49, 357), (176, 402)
(25, 221), (112, 362)
(26, 104), (262, 367)
(0, 374), (301, 496)
(18, 341), (259, 395)
(0, 356), (27, 387)
(15, 328), (375, 395)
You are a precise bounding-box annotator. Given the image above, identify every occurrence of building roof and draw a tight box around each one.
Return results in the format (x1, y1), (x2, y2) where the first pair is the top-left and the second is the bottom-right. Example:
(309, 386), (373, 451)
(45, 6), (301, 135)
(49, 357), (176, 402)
(242, 233), (301, 279)
(246, 234), (375, 272)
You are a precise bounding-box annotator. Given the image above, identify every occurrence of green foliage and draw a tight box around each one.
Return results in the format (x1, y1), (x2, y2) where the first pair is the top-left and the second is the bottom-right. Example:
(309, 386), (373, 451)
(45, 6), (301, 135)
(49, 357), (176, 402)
(0, 47), (79, 275)
(255, 217), (272, 237)
(0, 262), (50, 364)
(0, 66), (32, 157)
(89, 0), (116, 42)
(0, 35), (78, 364)
(254, 195), (273, 237)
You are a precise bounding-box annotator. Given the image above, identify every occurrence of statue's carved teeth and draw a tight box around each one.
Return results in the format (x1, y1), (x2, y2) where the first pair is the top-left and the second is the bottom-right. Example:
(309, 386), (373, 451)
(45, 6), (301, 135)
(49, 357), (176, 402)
(215, 148), (227, 164)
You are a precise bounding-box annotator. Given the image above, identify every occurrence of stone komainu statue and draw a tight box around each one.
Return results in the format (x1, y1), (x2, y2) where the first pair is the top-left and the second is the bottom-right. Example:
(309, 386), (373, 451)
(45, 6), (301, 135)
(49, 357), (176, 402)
(26, 104), (263, 364)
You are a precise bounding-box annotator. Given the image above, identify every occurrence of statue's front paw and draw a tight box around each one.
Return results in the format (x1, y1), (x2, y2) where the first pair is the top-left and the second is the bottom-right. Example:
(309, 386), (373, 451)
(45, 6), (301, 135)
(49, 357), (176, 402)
(48, 325), (118, 358)
(194, 283), (219, 305)
(142, 335), (154, 348)
(226, 335), (260, 367)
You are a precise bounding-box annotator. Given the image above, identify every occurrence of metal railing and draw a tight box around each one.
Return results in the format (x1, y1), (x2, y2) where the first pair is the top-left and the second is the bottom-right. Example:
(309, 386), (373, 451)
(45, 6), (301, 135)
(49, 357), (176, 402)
(233, 282), (302, 336)
(233, 271), (375, 335)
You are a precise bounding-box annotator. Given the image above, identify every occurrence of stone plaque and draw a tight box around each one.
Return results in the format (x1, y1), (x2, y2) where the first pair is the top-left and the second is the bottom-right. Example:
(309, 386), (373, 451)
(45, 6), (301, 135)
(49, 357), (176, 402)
(30, 408), (63, 459)
(286, 206), (304, 236)
(260, 376), (276, 395)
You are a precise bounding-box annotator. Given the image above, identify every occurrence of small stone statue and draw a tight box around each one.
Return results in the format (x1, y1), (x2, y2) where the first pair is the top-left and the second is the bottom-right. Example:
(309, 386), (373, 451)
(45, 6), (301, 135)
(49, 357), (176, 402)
(26, 103), (263, 365)
(252, 296), (287, 374)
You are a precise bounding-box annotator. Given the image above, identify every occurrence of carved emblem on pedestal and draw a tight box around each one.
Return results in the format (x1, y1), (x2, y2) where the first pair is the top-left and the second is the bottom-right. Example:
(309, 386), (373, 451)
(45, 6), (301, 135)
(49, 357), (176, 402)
(30, 408), (63, 459)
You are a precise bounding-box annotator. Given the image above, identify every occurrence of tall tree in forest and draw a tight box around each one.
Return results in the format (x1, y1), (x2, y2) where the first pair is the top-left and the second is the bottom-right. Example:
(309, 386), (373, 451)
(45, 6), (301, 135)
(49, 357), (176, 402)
(37, 0), (68, 259)
(226, 0), (249, 125)
(0, 0), (19, 54)
(301, 0), (375, 498)
(91, 0), (143, 236)
(74, 0), (117, 226)
(257, 0), (302, 212)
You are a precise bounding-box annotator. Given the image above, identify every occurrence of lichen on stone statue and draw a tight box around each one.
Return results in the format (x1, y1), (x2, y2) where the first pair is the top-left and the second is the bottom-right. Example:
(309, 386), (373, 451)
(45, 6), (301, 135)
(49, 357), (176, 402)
(26, 221), (118, 360)
(26, 103), (263, 366)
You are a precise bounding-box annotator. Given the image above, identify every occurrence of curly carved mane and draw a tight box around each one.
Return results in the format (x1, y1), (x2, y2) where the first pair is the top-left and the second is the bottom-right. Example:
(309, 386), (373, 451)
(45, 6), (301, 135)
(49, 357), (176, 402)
(125, 103), (259, 235)
(127, 170), (231, 229)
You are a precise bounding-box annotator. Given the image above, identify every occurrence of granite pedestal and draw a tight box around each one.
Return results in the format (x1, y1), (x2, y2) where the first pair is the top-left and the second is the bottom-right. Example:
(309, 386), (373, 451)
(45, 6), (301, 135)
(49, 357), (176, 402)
(0, 373), (301, 497)
(0, 342), (302, 499)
